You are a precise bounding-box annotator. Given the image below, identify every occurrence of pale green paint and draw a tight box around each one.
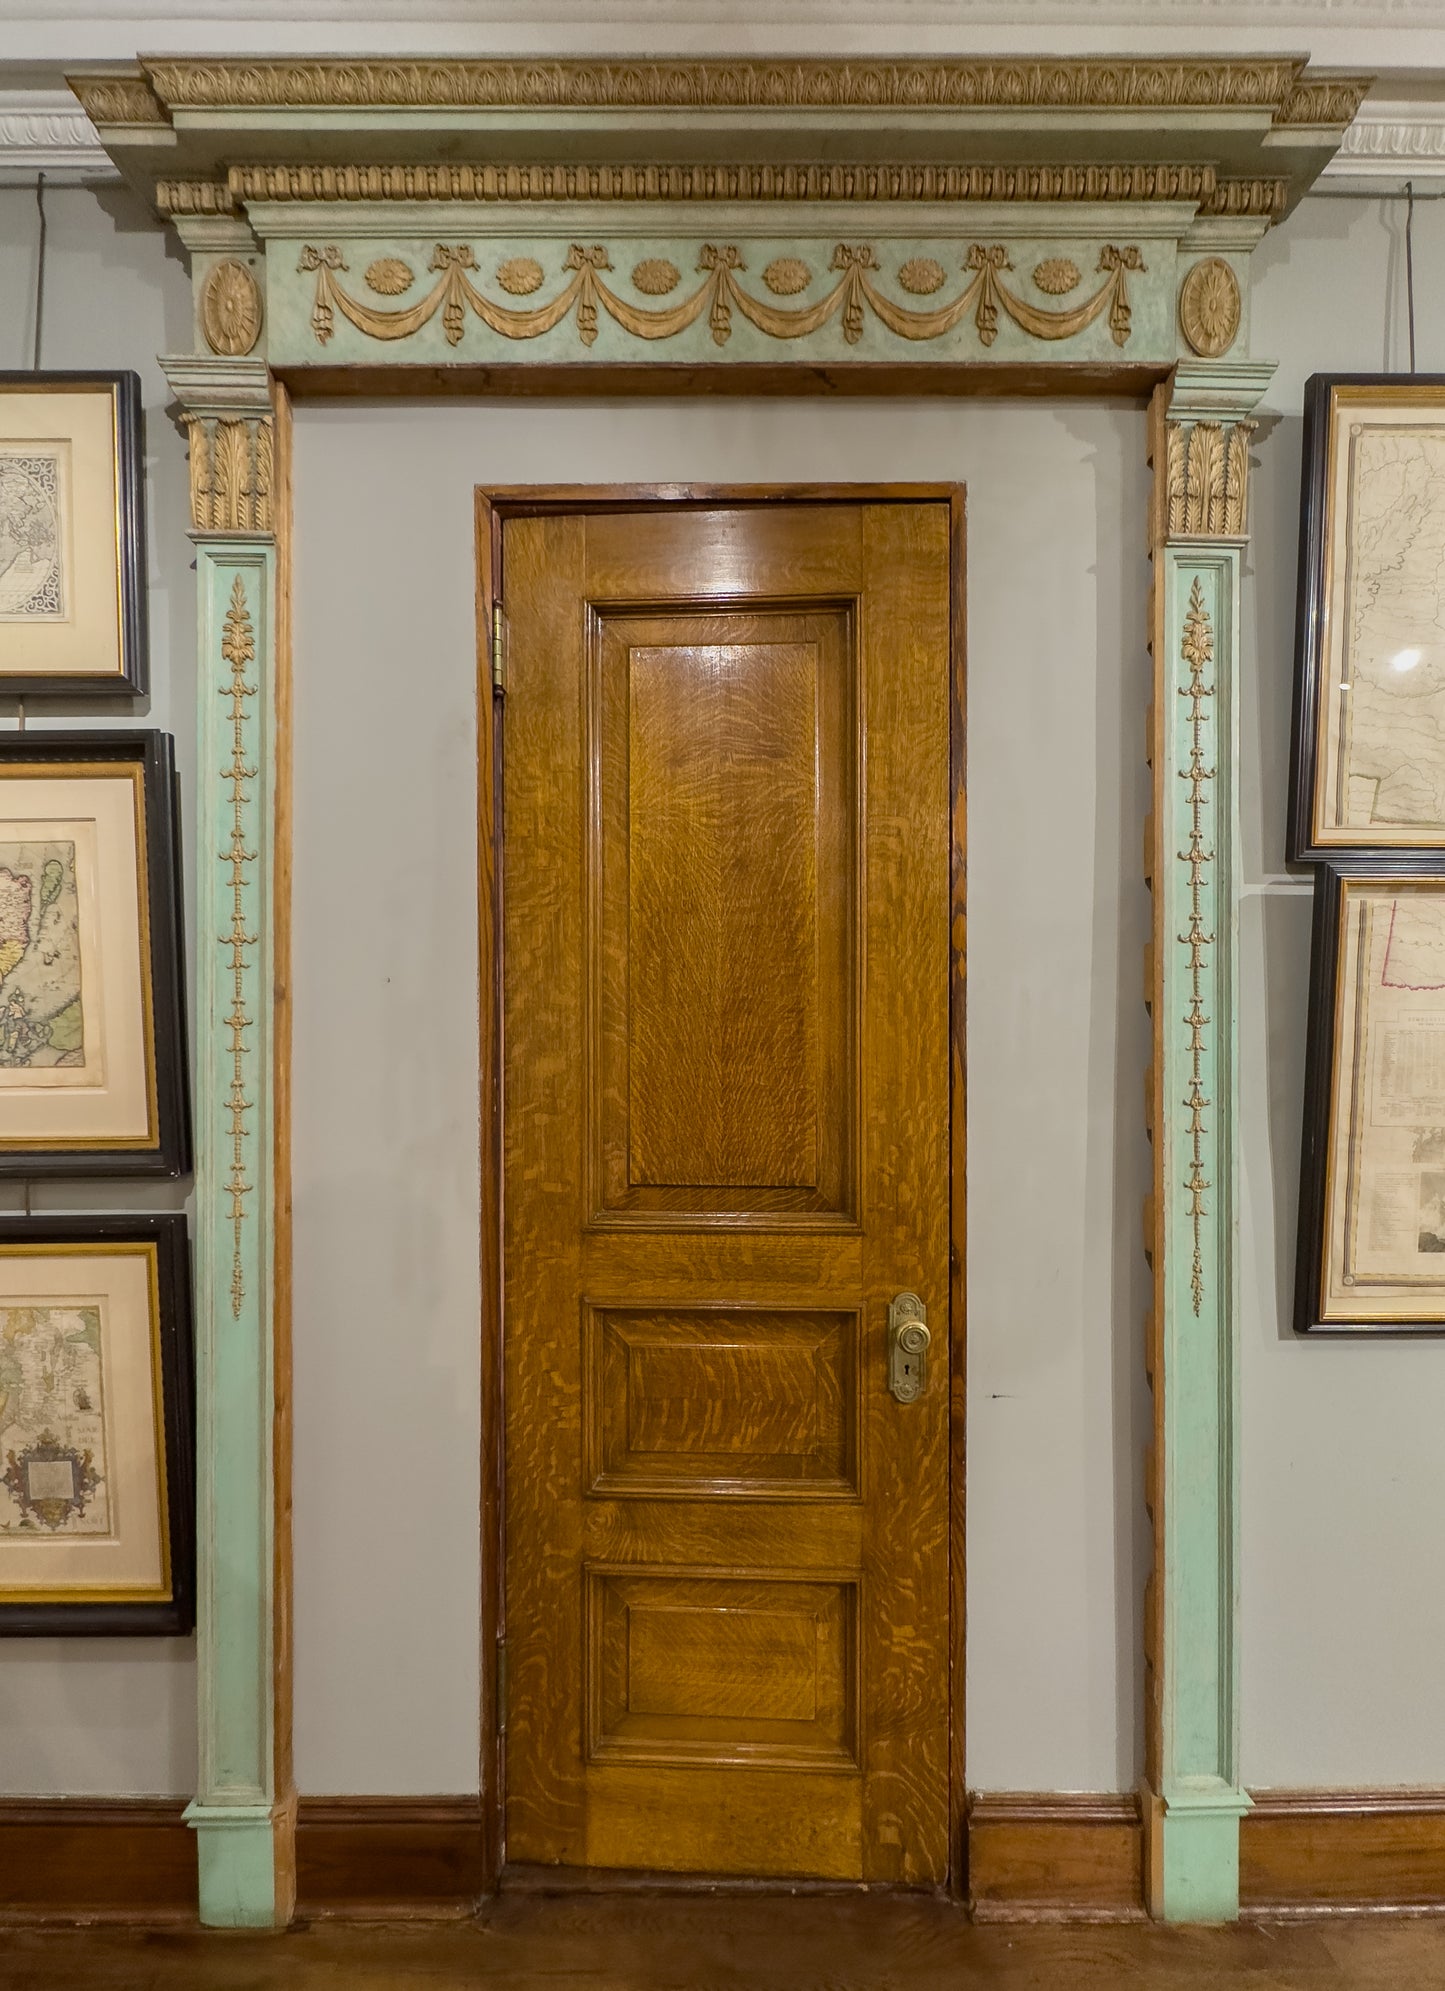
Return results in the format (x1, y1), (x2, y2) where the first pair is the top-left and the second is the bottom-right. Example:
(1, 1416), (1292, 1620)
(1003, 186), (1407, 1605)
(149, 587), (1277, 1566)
(1154, 540), (1252, 1922)
(188, 540), (282, 1929)
(260, 229), (1180, 370)
(185, 1803), (279, 1929)
(162, 189), (1275, 1927)
(1157, 1796), (1249, 1924)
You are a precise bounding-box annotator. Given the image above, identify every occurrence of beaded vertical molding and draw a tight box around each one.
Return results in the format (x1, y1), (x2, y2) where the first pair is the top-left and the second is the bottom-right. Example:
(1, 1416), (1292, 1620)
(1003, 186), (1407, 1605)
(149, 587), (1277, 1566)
(1144, 358), (1274, 1924)
(161, 353), (292, 1930)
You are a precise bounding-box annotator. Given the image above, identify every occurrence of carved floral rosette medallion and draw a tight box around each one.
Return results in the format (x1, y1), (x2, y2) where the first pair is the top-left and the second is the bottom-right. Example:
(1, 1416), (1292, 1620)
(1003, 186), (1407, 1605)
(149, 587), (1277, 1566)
(1178, 256), (1241, 359)
(201, 259), (265, 357)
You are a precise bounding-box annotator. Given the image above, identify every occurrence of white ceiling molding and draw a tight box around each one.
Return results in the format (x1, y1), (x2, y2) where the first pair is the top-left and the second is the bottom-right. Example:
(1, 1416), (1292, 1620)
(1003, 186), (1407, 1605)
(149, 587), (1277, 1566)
(8, 5), (1445, 67)
(1321, 102), (1445, 188)
(0, 89), (116, 183)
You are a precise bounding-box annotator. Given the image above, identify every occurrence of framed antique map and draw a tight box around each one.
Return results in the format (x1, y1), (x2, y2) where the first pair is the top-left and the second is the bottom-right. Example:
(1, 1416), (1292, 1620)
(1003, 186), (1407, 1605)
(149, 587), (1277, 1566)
(1297, 861), (1445, 1331)
(0, 732), (189, 1175)
(0, 373), (147, 696)
(1291, 376), (1445, 859)
(0, 1214), (193, 1633)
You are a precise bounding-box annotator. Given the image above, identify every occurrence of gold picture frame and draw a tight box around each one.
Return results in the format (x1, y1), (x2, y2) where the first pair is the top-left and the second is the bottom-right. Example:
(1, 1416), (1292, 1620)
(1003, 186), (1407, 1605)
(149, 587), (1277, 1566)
(1298, 861), (1445, 1331)
(0, 732), (189, 1175)
(0, 1215), (194, 1633)
(1292, 376), (1445, 857)
(0, 372), (147, 697)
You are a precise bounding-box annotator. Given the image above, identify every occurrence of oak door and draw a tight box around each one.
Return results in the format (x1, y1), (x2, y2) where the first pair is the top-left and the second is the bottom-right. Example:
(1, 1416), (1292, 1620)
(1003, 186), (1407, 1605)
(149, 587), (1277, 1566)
(501, 497), (953, 1883)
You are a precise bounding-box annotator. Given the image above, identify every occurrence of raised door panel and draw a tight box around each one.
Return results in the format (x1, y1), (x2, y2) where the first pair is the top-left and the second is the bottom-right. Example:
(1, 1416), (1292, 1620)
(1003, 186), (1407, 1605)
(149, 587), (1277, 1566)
(584, 1305), (861, 1499)
(591, 608), (859, 1226)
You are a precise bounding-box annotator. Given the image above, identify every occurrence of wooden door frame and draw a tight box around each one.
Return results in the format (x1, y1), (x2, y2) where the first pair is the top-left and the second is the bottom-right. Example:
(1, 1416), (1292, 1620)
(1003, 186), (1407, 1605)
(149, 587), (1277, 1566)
(477, 482), (968, 1895)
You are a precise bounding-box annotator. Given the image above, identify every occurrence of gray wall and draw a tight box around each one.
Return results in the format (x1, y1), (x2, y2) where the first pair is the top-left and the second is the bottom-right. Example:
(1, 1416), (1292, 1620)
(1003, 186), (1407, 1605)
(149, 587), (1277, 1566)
(3, 181), (1445, 1797)
(0, 184), (197, 1795)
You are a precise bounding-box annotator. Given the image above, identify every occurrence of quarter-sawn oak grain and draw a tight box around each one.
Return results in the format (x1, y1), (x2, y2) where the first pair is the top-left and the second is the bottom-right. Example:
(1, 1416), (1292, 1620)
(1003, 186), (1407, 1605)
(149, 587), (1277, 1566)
(502, 499), (952, 1883)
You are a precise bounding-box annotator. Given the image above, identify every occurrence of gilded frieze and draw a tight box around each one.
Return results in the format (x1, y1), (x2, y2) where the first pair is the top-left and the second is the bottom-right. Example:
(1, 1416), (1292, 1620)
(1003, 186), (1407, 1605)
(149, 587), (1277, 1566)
(282, 237), (1156, 363)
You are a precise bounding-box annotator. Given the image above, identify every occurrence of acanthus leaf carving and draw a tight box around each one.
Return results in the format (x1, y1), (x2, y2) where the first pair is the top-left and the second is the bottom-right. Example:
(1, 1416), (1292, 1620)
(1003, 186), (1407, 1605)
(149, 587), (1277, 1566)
(184, 414), (275, 534)
(1165, 418), (1254, 539)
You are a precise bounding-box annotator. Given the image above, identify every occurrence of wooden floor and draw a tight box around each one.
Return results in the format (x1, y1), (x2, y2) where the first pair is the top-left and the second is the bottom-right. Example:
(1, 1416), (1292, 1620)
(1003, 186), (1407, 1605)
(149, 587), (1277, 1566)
(6, 1896), (1445, 1989)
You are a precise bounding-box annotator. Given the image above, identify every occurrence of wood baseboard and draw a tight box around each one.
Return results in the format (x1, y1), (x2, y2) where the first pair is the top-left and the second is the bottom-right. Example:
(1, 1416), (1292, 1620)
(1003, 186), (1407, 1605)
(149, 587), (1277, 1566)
(0, 1798), (196, 1924)
(1241, 1789), (1445, 1916)
(297, 1797), (486, 1918)
(0, 1796), (486, 1924)
(9, 1788), (1445, 1922)
(966, 1792), (1145, 1922)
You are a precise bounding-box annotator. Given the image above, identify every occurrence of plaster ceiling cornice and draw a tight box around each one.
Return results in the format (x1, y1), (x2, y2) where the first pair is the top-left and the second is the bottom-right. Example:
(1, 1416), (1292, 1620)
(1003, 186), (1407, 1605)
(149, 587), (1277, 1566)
(0, 89), (116, 182)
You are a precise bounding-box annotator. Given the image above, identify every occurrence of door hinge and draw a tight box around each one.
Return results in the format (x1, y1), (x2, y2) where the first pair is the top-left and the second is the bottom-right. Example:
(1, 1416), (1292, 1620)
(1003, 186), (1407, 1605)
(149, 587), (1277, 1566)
(491, 601), (508, 695)
(495, 1638), (509, 1734)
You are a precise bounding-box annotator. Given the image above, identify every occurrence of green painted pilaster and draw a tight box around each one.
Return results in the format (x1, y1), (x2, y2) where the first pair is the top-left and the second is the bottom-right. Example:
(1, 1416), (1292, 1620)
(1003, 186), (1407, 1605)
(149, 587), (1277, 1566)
(162, 354), (291, 1929)
(1147, 360), (1273, 1922)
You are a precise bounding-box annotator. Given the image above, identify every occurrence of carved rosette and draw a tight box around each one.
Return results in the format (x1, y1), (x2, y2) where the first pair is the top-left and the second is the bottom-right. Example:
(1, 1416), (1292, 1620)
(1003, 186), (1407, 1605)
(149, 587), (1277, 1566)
(1164, 418), (1254, 538)
(184, 414), (275, 533)
(1178, 258), (1241, 359)
(201, 260), (265, 357)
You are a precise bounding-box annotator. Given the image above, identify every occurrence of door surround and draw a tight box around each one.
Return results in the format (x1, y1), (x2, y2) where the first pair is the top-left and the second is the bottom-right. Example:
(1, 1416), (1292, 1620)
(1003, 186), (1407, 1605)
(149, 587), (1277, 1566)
(480, 482), (967, 1890)
(69, 51), (1369, 1925)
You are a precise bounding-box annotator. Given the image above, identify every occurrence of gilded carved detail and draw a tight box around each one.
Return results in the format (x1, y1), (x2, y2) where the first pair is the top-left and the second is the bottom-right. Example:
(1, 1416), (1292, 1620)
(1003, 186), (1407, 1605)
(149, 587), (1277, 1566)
(1177, 577), (1217, 1318)
(364, 257), (413, 295)
(201, 260), (264, 358)
(185, 415), (275, 534)
(155, 179), (238, 217)
(219, 574), (259, 1321)
(227, 159), (1219, 207)
(67, 75), (167, 125)
(496, 256), (545, 296)
(898, 258), (946, 297)
(299, 238), (1147, 352)
(1178, 258), (1241, 360)
(632, 259), (681, 296)
(1198, 177), (1289, 222)
(762, 257), (812, 296)
(143, 56), (1350, 115)
(1165, 419), (1253, 539)
(1033, 258), (1082, 295)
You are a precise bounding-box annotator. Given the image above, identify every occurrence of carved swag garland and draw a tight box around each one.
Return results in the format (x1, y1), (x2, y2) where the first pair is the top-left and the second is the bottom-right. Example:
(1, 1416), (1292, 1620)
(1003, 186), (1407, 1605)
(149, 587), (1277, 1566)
(301, 239), (1147, 350)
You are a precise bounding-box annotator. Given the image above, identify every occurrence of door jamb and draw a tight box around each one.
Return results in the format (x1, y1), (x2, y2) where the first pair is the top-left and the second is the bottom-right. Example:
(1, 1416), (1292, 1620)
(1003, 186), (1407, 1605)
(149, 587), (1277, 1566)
(476, 482), (968, 1895)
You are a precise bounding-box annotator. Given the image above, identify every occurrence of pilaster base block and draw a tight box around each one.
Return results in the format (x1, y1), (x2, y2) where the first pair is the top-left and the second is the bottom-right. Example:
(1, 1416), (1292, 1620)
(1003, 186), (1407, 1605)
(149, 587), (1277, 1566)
(185, 1798), (295, 1929)
(1143, 1780), (1252, 1923)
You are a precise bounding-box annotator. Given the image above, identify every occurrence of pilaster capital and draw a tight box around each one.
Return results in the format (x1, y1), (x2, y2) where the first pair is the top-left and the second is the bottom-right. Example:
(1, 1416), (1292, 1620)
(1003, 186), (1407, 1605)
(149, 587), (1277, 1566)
(1161, 360), (1277, 542)
(1168, 359), (1276, 427)
(160, 354), (272, 422)
(160, 358), (275, 536)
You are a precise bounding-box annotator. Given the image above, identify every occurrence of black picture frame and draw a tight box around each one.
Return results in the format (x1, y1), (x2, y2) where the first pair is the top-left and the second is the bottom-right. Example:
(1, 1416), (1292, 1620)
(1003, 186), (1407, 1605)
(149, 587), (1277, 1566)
(1289, 371), (1445, 863)
(1296, 852), (1445, 1334)
(0, 1212), (194, 1635)
(0, 370), (147, 698)
(0, 730), (190, 1177)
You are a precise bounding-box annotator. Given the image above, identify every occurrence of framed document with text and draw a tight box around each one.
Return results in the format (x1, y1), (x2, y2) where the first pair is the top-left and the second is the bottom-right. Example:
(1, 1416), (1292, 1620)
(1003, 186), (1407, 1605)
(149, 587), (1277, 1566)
(1291, 375), (1445, 860)
(0, 732), (189, 1176)
(0, 1214), (193, 1634)
(1297, 859), (1445, 1331)
(0, 373), (147, 696)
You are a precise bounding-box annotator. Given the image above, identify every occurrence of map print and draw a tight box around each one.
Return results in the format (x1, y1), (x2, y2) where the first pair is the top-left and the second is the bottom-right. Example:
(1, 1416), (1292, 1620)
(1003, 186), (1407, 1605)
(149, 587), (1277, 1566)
(0, 448), (65, 621)
(0, 1303), (109, 1535)
(1339, 425), (1445, 830)
(0, 840), (85, 1073)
